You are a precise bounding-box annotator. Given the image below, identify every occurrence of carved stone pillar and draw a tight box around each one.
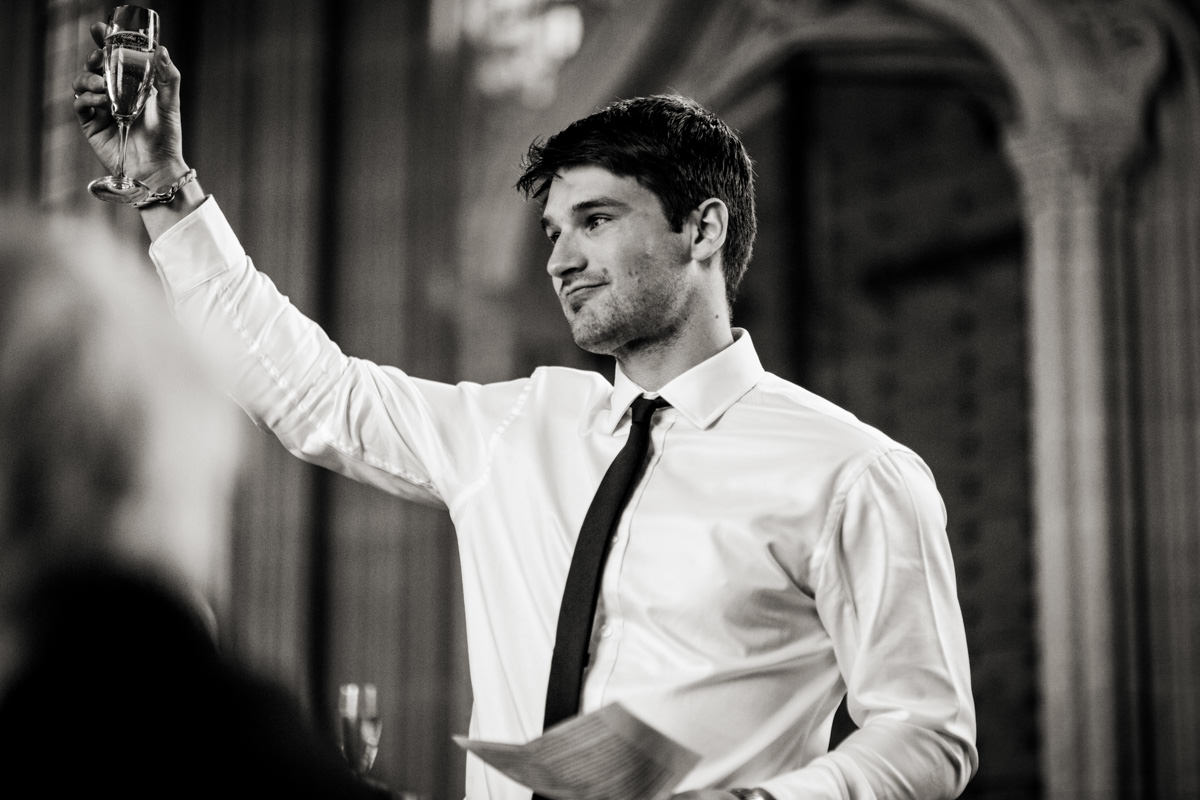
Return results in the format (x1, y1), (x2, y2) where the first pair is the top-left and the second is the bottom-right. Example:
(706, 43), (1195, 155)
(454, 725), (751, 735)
(1004, 121), (1137, 800)
(1119, 5), (1200, 796)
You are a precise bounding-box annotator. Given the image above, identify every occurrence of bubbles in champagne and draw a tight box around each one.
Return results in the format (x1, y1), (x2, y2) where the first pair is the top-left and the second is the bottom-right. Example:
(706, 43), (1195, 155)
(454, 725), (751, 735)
(104, 32), (155, 121)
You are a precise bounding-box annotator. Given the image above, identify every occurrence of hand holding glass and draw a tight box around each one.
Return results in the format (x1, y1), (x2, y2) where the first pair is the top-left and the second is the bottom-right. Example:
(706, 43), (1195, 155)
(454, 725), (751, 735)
(88, 5), (159, 204)
(338, 683), (382, 777)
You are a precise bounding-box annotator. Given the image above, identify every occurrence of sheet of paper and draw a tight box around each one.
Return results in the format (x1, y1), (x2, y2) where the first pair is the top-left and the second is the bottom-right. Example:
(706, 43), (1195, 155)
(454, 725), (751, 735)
(454, 703), (700, 800)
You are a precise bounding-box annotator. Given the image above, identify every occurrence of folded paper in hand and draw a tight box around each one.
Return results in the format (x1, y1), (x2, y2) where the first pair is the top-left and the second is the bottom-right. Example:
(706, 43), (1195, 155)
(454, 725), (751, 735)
(454, 703), (700, 800)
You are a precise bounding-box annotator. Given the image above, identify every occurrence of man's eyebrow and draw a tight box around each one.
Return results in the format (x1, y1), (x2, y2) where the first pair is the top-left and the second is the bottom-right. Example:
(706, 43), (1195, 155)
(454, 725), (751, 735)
(542, 197), (631, 229)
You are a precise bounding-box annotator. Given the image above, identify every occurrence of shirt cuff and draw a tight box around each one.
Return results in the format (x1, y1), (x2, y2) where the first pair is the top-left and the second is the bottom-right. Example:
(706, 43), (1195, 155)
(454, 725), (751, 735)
(147, 195), (245, 305)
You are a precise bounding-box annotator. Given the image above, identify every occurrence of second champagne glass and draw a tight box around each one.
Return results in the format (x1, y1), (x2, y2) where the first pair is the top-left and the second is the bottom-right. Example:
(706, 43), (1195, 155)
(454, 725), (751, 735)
(338, 682), (382, 777)
(87, 5), (159, 204)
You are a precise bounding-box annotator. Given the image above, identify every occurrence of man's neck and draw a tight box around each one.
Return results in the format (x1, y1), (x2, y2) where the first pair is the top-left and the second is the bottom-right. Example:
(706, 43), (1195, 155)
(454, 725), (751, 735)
(616, 325), (735, 392)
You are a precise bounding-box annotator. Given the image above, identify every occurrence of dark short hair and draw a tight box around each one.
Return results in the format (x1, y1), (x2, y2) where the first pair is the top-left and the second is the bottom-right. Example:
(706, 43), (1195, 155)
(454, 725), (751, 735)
(516, 94), (757, 308)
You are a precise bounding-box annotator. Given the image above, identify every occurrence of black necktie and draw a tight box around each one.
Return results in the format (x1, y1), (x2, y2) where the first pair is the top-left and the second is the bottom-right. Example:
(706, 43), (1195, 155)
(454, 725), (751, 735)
(541, 394), (670, 731)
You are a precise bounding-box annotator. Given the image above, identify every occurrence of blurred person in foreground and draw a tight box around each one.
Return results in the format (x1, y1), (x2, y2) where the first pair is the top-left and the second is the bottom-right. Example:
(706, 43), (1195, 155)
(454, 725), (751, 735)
(72, 20), (978, 800)
(0, 208), (391, 799)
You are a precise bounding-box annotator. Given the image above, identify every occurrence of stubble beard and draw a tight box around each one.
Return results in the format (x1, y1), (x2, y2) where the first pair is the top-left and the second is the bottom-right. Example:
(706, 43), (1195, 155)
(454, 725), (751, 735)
(560, 249), (692, 357)
(564, 300), (620, 355)
(562, 285), (683, 358)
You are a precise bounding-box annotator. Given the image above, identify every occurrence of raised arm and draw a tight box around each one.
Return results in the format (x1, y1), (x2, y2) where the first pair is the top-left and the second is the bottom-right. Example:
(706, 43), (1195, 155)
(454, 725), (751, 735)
(71, 19), (513, 511)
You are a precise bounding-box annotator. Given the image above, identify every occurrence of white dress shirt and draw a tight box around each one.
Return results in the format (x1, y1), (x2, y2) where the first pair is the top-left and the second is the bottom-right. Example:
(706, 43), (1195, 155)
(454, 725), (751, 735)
(150, 197), (978, 800)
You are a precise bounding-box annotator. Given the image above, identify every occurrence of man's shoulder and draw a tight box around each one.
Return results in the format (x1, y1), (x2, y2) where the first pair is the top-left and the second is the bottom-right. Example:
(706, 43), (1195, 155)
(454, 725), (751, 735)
(528, 364), (613, 396)
(744, 372), (915, 458)
(444, 365), (611, 426)
(423, 364), (608, 405)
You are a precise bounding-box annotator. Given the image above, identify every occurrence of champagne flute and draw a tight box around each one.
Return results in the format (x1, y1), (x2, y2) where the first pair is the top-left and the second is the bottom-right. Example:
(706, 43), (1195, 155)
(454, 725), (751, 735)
(87, 5), (159, 204)
(338, 682), (382, 777)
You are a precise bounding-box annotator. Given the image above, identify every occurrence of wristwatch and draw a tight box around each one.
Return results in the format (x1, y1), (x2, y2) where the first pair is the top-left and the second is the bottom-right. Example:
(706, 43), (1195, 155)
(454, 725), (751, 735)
(729, 788), (778, 800)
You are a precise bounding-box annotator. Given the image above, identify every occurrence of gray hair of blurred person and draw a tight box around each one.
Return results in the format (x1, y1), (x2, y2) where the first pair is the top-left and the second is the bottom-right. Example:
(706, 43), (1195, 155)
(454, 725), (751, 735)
(0, 207), (242, 681)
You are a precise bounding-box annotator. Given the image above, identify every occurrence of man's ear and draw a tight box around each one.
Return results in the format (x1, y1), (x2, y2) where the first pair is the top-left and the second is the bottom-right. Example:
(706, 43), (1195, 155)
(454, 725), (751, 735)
(690, 198), (729, 263)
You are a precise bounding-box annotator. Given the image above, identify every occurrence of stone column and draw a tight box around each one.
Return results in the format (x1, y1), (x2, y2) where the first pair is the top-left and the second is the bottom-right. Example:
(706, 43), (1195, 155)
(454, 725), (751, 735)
(958, 3), (1165, 797)
(1004, 119), (1137, 800)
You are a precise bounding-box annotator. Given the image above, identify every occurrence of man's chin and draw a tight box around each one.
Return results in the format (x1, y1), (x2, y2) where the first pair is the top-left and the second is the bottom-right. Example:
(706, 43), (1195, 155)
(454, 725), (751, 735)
(571, 335), (615, 356)
(567, 321), (617, 356)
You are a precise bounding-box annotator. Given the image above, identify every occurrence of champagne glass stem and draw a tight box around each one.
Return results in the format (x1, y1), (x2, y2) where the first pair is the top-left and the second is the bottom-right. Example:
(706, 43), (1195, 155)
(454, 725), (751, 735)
(116, 120), (131, 180)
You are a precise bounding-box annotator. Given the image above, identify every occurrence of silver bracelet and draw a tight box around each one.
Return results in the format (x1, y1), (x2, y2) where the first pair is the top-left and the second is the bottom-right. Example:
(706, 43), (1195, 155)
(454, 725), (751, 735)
(135, 168), (198, 208)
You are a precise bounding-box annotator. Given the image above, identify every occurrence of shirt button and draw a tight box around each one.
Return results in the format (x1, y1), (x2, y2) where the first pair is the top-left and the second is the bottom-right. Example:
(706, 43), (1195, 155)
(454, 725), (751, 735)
(599, 624), (614, 638)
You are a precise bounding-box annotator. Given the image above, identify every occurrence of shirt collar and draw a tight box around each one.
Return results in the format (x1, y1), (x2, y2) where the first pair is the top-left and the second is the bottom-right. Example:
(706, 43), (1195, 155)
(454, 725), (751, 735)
(602, 328), (765, 433)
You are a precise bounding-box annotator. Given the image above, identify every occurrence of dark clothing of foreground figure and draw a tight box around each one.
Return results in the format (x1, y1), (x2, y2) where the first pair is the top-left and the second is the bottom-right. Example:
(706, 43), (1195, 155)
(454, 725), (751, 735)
(0, 562), (390, 800)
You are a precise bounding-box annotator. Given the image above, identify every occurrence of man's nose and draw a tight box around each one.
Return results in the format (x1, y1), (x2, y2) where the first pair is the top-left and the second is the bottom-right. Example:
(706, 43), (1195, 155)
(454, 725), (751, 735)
(547, 231), (585, 279)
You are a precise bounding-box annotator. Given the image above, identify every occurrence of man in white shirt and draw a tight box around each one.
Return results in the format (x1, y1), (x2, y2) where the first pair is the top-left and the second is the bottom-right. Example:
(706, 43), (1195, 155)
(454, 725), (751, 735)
(73, 28), (977, 800)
